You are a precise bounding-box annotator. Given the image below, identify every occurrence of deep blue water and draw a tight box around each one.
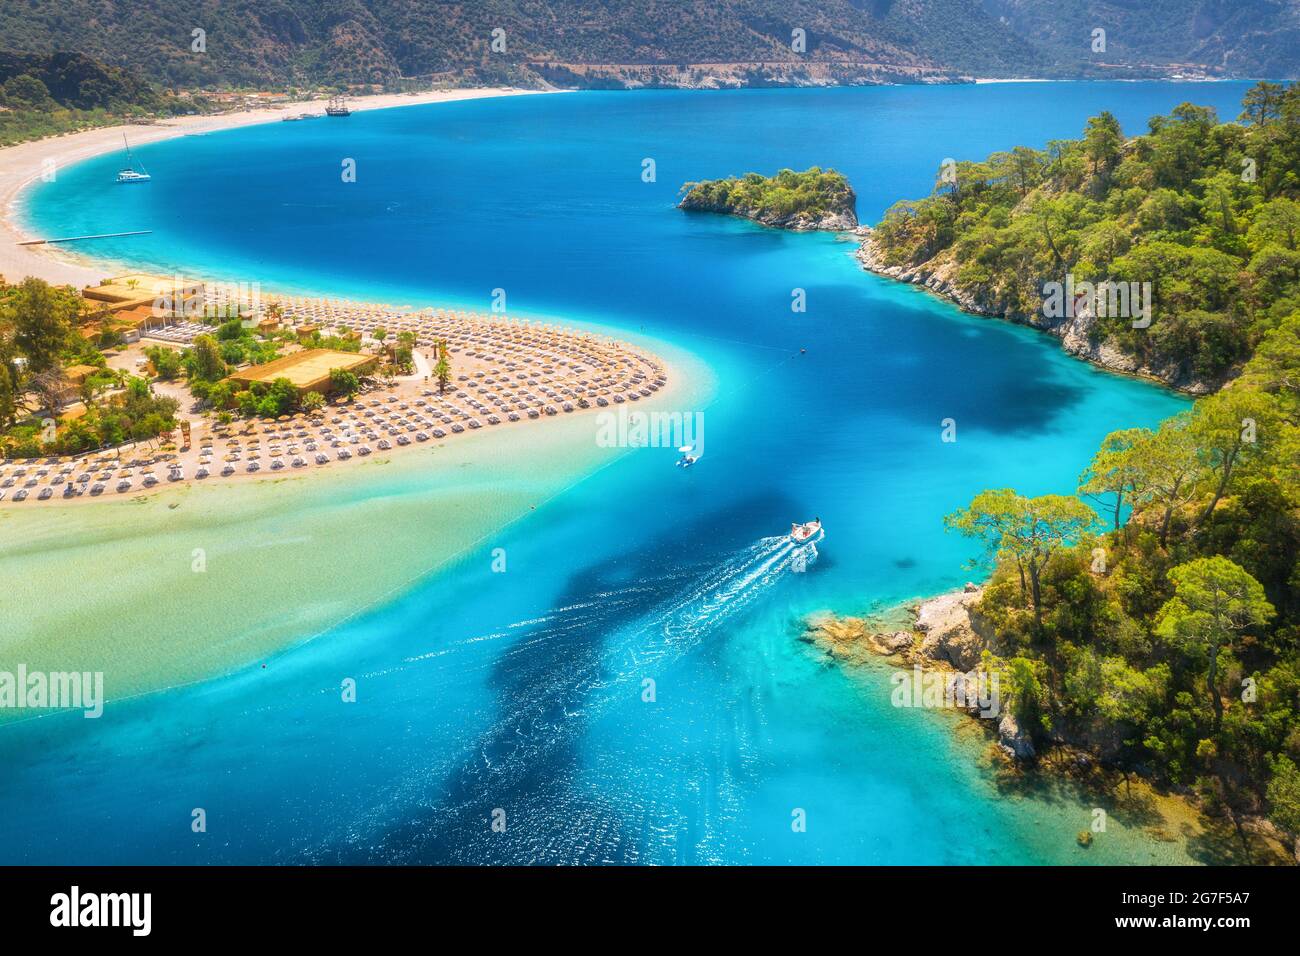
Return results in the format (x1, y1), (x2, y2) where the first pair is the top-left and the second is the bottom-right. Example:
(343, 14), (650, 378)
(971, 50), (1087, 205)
(4, 83), (1250, 864)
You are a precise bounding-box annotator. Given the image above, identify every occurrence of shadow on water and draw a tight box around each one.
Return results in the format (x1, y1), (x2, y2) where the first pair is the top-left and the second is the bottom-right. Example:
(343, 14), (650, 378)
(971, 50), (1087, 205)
(854, 297), (1091, 438)
(982, 746), (1281, 864)
(350, 490), (797, 864)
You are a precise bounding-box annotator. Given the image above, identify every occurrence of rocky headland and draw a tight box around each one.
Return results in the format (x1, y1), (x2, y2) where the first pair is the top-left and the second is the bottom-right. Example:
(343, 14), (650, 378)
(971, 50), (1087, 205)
(853, 225), (1217, 394)
(801, 584), (1036, 762)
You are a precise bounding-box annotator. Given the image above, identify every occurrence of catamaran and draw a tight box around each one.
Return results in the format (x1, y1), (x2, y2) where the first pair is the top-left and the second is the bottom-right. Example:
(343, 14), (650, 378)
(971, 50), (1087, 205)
(115, 135), (151, 183)
(789, 518), (824, 546)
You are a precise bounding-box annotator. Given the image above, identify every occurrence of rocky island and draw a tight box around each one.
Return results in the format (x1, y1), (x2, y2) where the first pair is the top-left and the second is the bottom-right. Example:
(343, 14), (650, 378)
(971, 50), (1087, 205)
(678, 167), (858, 231)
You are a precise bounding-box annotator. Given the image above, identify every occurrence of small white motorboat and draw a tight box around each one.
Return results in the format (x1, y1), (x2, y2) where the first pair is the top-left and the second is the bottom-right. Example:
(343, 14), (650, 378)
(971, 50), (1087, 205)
(675, 445), (700, 468)
(789, 518), (824, 546)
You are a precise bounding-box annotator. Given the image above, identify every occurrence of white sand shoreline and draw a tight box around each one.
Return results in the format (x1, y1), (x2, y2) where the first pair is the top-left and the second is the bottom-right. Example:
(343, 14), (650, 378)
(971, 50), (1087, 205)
(0, 87), (555, 287)
(0, 85), (710, 513)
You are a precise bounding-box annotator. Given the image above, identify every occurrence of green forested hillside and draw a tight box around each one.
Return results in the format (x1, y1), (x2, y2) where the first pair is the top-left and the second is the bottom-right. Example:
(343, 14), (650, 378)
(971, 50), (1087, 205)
(0, 0), (1294, 90)
(914, 84), (1300, 858)
(984, 0), (1300, 80)
(0, 0), (1020, 87)
(0, 51), (201, 145)
(871, 82), (1300, 389)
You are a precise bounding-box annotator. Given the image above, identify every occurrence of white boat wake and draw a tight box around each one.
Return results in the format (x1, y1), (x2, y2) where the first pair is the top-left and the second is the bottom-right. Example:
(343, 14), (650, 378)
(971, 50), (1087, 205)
(643, 535), (813, 662)
(331, 533), (820, 862)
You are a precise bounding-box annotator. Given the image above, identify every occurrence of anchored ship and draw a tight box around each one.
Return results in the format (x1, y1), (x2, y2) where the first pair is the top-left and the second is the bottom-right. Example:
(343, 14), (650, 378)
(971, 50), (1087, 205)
(115, 135), (151, 183)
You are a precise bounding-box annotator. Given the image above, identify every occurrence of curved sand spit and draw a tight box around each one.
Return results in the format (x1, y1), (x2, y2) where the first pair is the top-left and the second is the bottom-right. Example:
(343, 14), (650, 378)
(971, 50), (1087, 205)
(1, 296), (670, 507)
(0, 86), (680, 508)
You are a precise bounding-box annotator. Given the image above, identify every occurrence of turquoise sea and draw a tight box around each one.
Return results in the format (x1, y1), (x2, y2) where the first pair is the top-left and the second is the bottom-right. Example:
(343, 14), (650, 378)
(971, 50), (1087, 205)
(3, 83), (1254, 864)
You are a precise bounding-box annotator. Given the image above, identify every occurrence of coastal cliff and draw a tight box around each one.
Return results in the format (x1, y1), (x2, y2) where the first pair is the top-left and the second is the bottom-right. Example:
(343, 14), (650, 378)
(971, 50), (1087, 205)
(854, 226), (1215, 394)
(679, 167), (858, 231)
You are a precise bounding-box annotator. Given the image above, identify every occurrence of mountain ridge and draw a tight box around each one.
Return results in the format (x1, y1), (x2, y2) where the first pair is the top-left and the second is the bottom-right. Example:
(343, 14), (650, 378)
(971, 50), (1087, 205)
(0, 0), (1296, 90)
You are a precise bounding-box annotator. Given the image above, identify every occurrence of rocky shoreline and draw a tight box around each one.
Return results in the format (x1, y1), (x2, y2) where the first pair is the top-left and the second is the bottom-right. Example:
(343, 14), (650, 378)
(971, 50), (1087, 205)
(852, 226), (1217, 395)
(801, 586), (1297, 862)
(801, 584), (1035, 761)
(681, 196), (857, 231)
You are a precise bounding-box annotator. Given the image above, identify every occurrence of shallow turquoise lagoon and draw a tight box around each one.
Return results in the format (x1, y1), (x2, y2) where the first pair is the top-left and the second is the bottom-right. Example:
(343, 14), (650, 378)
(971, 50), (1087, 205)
(3, 83), (1251, 863)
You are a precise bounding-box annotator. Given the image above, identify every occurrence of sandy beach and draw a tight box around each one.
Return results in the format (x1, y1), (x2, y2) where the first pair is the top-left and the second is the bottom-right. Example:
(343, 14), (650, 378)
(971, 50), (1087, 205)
(0, 84), (694, 512)
(0, 333), (710, 713)
(0, 297), (680, 509)
(0, 87), (553, 287)
(0, 82), (704, 710)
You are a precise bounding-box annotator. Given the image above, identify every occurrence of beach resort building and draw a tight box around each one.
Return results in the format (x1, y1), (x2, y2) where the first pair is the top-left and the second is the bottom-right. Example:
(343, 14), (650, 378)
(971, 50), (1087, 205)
(225, 348), (378, 396)
(78, 274), (206, 341)
(82, 273), (205, 314)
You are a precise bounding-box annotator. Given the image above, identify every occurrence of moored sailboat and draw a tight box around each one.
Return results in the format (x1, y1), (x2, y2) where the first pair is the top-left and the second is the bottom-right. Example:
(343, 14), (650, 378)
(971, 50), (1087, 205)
(115, 135), (151, 183)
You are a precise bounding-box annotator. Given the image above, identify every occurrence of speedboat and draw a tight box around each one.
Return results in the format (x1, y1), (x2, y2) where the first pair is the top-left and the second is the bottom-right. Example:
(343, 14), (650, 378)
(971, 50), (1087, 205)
(675, 445), (699, 468)
(789, 518), (824, 546)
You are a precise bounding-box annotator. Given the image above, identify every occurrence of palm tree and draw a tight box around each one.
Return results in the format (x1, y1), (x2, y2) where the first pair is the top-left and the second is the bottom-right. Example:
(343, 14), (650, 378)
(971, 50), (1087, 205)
(434, 339), (451, 394)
